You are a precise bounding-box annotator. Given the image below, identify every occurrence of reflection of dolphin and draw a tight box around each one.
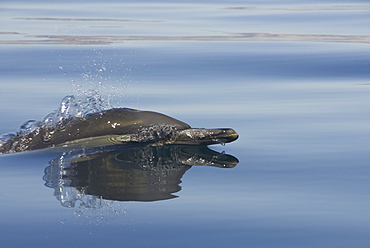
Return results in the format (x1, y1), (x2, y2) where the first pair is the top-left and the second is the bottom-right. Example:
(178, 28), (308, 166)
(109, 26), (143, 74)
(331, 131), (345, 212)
(43, 145), (239, 205)
(2, 108), (238, 153)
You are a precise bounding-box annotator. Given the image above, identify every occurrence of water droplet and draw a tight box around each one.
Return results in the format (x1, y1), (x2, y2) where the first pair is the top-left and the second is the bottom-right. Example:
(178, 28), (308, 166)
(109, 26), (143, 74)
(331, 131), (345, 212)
(0, 133), (16, 143)
(19, 120), (39, 133)
(43, 128), (56, 142)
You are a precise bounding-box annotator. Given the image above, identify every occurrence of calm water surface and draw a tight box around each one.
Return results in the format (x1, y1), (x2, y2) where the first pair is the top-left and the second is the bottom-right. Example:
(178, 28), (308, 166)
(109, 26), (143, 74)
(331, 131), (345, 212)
(0, 1), (369, 247)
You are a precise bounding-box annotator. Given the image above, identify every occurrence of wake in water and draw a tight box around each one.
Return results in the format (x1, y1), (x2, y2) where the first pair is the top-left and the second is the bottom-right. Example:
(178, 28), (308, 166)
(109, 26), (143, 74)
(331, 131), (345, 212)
(0, 93), (238, 154)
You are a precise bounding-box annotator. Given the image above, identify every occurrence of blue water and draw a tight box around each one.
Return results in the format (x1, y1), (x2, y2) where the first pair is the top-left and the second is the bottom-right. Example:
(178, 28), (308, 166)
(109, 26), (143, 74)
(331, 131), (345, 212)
(1, 1), (370, 247)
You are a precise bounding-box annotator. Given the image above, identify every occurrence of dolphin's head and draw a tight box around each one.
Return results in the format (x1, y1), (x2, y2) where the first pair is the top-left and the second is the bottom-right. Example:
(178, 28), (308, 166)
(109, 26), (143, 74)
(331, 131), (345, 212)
(169, 128), (239, 146)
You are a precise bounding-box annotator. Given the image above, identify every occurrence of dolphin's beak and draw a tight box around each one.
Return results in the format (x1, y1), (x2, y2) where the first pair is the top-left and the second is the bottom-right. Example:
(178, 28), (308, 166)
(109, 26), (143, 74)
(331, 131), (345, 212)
(208, 128), (239, 144)
(174, 128), (239, 146)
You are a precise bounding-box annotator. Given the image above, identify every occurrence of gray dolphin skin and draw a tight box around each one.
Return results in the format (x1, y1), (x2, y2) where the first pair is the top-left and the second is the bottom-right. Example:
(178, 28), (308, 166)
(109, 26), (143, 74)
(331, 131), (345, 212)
(1, 108), (238, 153)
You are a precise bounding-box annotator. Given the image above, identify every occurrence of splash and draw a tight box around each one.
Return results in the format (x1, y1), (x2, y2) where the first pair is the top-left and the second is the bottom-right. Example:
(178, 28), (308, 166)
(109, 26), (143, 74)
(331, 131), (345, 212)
(0, 91), (111, 154)
(44, 90), (111, 126)
(44, 151), (127, 222)
(43, 157), (106, 209)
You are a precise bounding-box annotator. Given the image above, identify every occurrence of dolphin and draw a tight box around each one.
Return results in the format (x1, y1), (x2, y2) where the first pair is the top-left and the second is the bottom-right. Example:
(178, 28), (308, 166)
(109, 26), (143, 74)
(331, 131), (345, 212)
(1, 108), (238, 153)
